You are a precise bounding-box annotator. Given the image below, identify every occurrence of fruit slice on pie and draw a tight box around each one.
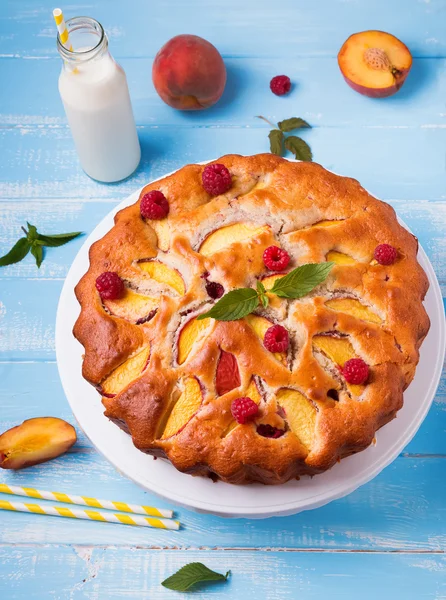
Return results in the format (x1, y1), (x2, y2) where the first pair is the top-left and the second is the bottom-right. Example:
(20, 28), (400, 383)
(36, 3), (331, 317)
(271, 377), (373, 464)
(312, 219), (344, 228)
(199, 223), (271, 256)
(150, 220), (171, 251)
(325, 298), (381, 324)
(276, 388), (316, 450)
(161, 377), (203, 439)
(313, 335), (363, 396)
(216, 350), (241, 396)
(326, 251), (356, 265)
(104, 288), (158, 323)
(139, 260), (185, 295)
(101, 346), (150, 397)
(245, 314), (287, 363)
(177, 316), (212, 365)
(262, 273), (285, 290)
(222, 377), (263, 437)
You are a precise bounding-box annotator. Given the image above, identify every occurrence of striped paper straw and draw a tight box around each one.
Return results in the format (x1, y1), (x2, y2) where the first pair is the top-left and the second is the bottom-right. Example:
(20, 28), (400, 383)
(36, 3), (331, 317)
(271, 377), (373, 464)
(0, 500), (180, 530)
(53, 8), (73, 51)
(0, 483), (173, 518)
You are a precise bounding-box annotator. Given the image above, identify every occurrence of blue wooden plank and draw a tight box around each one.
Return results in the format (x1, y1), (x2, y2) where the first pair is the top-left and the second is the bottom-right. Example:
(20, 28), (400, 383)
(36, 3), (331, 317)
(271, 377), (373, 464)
(0, 547), (444, 599)
(0, 126), (445, 201)
(1, 57), (445, 128)
(1, 0), (445, 58)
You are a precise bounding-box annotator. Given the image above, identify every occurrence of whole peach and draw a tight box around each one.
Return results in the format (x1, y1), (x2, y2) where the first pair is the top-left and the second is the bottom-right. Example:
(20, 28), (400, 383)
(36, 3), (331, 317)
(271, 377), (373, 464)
(152, 34), (226, 110)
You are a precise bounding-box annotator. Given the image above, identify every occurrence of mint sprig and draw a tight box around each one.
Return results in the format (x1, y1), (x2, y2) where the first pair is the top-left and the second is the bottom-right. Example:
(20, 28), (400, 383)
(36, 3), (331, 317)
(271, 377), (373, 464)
(161, 562), (230, 592)
(257, 115), (313, 161)
(0, 223), (82, 269)
(198, 262), (333, 322)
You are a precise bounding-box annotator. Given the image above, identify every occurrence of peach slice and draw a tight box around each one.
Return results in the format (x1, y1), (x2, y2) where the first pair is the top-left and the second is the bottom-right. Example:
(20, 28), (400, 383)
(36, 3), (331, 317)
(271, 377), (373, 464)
(313, 335), (363, 396)
(222, 377), (262, 437)
(0, 417), (77, 470)
(326, 251), (356, 265)
(262, 273), (285, 291)
(245, 314), (286, 363)
(325, 298), (381, 324)
(312, 219), (344, 228)
(199, 223), (270, 256)
(161, 377), (203, 438)
(101, 346), (150, 397)
(150, 220), (170, 252)
(177, 316), (211, 365)
(104, 288), (158, 324)
(139, 260), (185, 295)
(338, 31), (412, 98)
(215, 350), (241, 396)
(276, 388), (316, 449)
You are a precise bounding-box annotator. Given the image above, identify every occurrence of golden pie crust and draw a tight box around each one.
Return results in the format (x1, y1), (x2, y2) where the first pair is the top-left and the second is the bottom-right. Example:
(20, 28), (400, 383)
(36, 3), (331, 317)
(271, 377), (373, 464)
(73, 154), (430, 484)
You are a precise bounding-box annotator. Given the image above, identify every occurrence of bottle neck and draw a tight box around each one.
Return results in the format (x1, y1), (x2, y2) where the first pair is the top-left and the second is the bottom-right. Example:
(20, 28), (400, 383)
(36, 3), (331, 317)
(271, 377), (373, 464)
(57, 17), (110, 68)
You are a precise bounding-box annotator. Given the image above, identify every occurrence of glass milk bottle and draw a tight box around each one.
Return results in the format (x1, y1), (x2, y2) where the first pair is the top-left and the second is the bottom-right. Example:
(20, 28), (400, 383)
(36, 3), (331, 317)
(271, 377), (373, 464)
(57, 17), (141, 182)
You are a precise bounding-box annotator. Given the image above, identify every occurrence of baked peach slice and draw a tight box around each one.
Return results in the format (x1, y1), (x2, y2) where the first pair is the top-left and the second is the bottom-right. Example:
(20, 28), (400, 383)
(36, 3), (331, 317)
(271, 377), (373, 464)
(139, 260), (185, 295)
(161, 377), (203, 439)
(177, 316), (212, 365)
(276, 388), (316, 450)
(150, 220), (170, 252)
(338, 31), (412, 98)
(325, 297), (381, 324)
(222, 378), (263, 437)
(0, 417), (77, 470)
(313, 335), (364, 396)
(215, 350), (241, 396)
(104, 288), (158, 324)
(199, 223), (270, 256)
(100, 346), (150, 398)
(326, 251), (356, 265)
(245, 314), (287, 364)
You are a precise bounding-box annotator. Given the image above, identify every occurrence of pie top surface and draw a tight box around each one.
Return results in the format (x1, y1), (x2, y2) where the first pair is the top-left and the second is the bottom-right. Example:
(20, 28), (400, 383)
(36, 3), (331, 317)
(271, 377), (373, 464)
(73, 154), (430, 484)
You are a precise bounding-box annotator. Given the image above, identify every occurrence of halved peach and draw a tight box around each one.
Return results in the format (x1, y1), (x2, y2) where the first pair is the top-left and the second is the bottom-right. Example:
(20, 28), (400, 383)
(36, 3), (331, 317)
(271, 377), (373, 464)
(215, 350), (241, 396)
(177, 316), (211, 365)
(325, 298), (381, 324)
(0, 417), (77, 470)
(313, 335), (363, 396)
(276, 388), (316, 449)
(338, 31), (412, 98)
(326, 251), (356, 265)
(161, 377), (202, 439)
(139, 260), (185, 295)
(199, 223), (270, 256)
(245, 314), (286, 363)
(104, 288), (158, 324)
(101, 346), (150, 397)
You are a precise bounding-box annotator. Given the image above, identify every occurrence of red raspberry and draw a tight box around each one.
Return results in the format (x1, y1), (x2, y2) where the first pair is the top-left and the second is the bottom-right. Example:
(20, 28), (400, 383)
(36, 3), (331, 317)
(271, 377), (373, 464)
(270, 75), (291, 96)
(202, 163), (232, 195)
(257, 424), (285, 438)
(140, 190), (169, 220)
(95, 271), (124, 300)
(264, 324), (289, 353)
(231, 397), (259, 424)
(263, 246), (290, 271)
(342, 358), (369, 385)
(374, 244), (398, 265)
(206, 281), (224, 299)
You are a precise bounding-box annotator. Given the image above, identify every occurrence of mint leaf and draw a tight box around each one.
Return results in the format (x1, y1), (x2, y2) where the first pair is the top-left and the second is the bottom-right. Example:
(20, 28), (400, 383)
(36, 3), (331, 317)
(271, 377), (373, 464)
(0, 238), (31, 267)
(284, 136), (312, 162)
(256, 280), (269, 308)
(26, 222), (38, 241)
(36, 231), (82, 247)
(197, 288), (259, 321)
(31, 244), (43, 268)
(162, 562), (230, 592)
(278, 117), (311, 132)
(268, 129), (284, 156)
(256, 280), (266, 295)
(270, 262), (334, 298)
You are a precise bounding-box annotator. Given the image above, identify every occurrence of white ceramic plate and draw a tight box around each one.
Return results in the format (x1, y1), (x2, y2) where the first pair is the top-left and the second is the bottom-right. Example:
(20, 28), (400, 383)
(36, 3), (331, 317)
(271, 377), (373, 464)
(56, 164), (445, 519)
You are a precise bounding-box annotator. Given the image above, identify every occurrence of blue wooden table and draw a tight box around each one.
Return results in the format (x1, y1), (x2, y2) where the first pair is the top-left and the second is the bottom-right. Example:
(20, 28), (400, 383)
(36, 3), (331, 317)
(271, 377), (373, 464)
(1, 1), (445, 597)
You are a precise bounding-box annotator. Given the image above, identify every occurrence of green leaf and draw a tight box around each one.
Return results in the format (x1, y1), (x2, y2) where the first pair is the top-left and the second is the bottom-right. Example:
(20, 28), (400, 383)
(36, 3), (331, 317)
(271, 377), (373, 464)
(36, 231), (82, 247)
(268, 129), (284, 156)
(256, 280), (269, 308)
(256, 280), (266, 295)
(197, 288), (259, 321)
(260, 293), (269, 308)
(284, 135), (313, 162)
(0, 238), (31, 267)
(161, 562), (230, 592)
(26, 222), (38, 241)
(31, 243), (43, 268)
(270, 262), (334, 298)
(278, 117), (311, 132)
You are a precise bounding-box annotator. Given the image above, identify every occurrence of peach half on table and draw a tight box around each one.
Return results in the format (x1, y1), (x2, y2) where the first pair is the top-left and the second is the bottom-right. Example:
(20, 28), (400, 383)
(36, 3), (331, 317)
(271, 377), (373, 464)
(338, 30), (412, 98)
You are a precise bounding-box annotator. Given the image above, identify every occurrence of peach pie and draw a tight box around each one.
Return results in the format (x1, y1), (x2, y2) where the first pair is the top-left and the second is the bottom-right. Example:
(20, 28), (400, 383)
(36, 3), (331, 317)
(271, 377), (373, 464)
(73, 154), (430, 484)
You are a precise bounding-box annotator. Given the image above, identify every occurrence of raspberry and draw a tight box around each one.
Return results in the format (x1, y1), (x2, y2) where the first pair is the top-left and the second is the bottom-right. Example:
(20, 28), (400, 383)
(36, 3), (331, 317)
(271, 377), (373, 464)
(374, 243), (398, 265)
(263, 246), (290, 271)
(231, 397), (259, 424)
(270, 75), (291, 96)
(140, 190), (169, 220)
(95, 271), (124, 300)
(342, 358), (369, 385)
(257, 424), (285, 438)
(206, 281), (224, 299)
(264, 324), (289, 353)
(202, 163), (232, 195)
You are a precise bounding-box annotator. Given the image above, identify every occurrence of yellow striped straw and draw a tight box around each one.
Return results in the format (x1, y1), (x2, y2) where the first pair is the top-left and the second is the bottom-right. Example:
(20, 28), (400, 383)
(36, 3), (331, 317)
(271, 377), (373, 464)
(53, 8), (73, 51)
(0, 499), (180, 530)
(0, 483), (173, 519)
